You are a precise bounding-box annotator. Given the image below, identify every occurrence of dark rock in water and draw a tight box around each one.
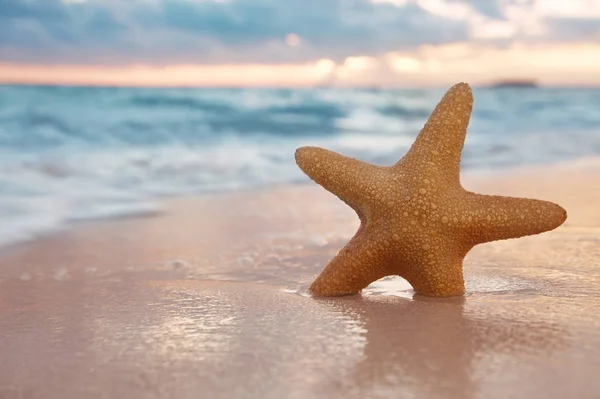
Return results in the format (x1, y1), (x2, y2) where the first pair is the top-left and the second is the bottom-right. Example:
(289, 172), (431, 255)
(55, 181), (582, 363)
(488, 79), (539, 88)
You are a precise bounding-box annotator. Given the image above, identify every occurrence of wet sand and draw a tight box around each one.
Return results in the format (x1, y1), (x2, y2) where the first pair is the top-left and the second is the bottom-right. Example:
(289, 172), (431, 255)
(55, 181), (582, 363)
(1, 160), (599, 399)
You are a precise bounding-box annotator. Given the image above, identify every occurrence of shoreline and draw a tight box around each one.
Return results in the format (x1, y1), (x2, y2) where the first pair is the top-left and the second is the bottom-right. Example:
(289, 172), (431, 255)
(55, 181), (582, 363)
(1, 156), (599, 279)
(1, 154), (599, 257)
(1, 156), (598, 286)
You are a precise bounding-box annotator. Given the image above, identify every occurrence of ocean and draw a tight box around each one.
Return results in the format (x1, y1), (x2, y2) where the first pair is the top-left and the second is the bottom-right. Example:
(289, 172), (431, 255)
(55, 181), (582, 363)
(0, 84), (599, 248)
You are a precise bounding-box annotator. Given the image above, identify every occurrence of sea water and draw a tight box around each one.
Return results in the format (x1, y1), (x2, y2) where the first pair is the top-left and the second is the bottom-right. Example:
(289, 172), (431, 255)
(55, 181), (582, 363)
(0, 85), (599, 247)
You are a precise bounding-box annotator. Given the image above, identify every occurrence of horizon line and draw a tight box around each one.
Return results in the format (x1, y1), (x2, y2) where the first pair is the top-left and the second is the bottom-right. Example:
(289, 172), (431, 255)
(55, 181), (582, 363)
(2, 81), (600, 90)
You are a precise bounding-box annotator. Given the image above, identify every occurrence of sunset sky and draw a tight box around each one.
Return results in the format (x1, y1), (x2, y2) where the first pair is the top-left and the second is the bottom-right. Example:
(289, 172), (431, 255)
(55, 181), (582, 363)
(1, 0), (600, 87)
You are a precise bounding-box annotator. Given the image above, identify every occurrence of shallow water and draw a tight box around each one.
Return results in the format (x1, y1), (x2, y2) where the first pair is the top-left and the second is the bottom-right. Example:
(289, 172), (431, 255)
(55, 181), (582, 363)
(1, 85), (600, 247)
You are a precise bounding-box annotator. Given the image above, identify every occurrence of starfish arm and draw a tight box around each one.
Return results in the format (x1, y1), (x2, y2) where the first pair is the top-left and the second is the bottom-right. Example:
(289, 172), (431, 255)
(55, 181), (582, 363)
(461, 192), (567, 244)
(295, 146), (377, 214)
(309, 227), (392, 297)
(399, 83), (473, 183)
(402, 246), (467, 298)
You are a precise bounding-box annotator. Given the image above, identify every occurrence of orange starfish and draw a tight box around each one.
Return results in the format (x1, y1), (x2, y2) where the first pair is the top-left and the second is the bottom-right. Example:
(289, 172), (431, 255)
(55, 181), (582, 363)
(295, 83), (567, 297)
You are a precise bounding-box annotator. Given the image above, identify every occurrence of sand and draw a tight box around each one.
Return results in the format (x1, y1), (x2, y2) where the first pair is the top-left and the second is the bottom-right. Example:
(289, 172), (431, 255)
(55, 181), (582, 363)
(1, 160), (599, 399)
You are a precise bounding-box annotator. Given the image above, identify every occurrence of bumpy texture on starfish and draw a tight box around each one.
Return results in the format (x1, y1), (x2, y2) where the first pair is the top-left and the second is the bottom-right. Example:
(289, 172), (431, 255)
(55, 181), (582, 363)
(295, 82), (567, 298)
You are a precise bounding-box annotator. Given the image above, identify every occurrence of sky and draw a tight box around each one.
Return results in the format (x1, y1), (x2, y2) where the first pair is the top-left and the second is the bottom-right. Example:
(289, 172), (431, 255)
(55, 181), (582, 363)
(0, 0), (599, 87)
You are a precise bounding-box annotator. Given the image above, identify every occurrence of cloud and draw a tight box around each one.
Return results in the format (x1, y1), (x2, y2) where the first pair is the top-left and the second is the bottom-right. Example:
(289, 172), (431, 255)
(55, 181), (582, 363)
(0, 0), (470, 64)
(0, 0), (128, 63)
(0, 0), (599, 66)
(542, 17), (600, 42)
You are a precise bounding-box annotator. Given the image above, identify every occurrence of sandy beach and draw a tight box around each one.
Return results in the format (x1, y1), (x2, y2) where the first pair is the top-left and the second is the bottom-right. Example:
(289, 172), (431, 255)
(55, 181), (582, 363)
(1, 160), (600, 399)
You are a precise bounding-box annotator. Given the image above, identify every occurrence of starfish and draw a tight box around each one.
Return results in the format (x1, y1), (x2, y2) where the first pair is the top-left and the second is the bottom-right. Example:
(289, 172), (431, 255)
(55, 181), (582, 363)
(295, 82), (567, 298)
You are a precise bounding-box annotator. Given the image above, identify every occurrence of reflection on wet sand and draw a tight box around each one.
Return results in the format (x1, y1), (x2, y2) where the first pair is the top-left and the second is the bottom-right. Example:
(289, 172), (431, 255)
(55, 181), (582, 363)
(1, 270), (599, 399)
(316, 293), (565, 399)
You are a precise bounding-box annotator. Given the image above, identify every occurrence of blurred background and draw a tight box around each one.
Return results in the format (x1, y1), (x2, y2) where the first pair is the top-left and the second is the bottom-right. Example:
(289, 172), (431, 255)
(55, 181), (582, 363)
(0, 0), (599, 247)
